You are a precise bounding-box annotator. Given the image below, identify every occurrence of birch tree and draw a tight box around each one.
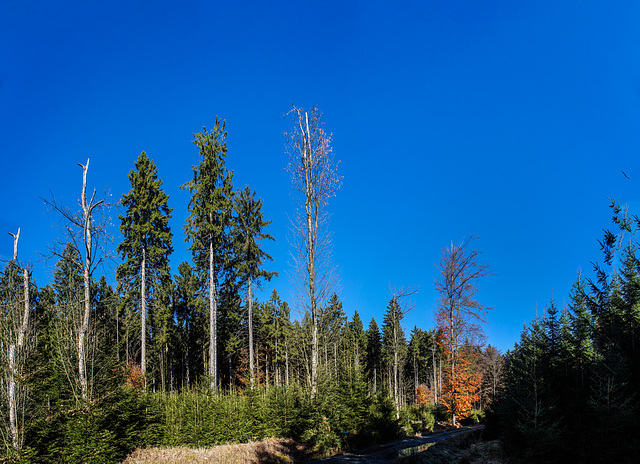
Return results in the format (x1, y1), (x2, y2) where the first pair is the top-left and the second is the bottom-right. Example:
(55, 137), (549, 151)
(182, 119), (234, 392)
(285, 105), (341, 397)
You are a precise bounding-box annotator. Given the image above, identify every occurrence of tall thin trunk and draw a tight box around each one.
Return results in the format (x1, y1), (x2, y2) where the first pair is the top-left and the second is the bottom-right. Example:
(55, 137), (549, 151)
(334, 343), (337, 381)
(393, 322), (399, 419)
(302, 112), (319, 398)
(79, 163), (91, 400)
(9, 264), (30, 450)
(141, 247), (146, 377)
(248, 275), (254, 387)
(413, 352), (418, 403)
(285, 339), (290, 387)
(373, 364), (377, 394)
(209, 240), (217, 392)
(275, 322), (280, 385)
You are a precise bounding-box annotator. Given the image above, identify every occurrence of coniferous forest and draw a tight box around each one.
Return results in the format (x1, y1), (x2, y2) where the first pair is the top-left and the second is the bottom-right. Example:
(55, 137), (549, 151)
(1, 107), (639, 464)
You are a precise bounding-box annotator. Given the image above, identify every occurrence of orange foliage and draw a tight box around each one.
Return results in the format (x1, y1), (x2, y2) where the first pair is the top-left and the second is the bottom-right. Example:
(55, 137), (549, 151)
(440, 347), (482, 420)
(416, 384), (430, 405)
(125, 362), (145, 392)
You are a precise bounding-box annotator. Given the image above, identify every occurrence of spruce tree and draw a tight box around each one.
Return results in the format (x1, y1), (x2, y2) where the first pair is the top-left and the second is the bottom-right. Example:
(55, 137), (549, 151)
(382, 297), (407, 417)
(182, 119), (234, 391)
(117, 151), (173, 379)
(234, 185), (276, 387)
(366, 318), (382, 394)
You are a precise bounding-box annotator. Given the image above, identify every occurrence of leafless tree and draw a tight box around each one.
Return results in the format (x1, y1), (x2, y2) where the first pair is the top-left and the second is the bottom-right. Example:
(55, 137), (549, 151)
(435, 235), (491, 424)
(285, 105), (341, 397)
(43, 159), (112, 401)
(2, 228), (32, 451)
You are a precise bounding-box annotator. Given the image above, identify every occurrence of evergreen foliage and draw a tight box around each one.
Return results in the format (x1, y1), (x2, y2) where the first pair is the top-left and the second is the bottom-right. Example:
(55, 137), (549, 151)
(491, 199), (640, 462)
(182, 118), (235, 392)
(117, 151), (173, 382)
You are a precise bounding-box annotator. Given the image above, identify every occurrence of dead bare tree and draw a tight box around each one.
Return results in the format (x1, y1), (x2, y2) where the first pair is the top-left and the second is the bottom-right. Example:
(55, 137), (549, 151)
(43, 158), (111, 401)
(285, 105), (341, 397)
(2, 228), (32, 451)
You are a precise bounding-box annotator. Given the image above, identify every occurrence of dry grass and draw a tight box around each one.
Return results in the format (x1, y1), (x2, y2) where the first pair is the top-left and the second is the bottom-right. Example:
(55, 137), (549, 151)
(121, 438), (310, 464)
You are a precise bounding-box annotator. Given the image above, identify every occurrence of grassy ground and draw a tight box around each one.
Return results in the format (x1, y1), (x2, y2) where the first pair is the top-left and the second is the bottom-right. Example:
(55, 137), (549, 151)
(121, 438), (311, 464)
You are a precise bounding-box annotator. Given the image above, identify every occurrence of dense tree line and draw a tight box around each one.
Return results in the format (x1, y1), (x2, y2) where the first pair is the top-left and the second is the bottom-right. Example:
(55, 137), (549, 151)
(490, 200), (640, 463)
(0, 108), (500, 462)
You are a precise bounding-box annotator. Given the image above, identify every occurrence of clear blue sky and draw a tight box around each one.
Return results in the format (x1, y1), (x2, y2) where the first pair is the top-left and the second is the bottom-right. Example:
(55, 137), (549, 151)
(2, 1), (640, 353)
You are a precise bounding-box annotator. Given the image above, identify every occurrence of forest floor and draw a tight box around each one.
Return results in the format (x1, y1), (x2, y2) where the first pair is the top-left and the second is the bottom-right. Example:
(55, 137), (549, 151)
(121, 424), (502, 464)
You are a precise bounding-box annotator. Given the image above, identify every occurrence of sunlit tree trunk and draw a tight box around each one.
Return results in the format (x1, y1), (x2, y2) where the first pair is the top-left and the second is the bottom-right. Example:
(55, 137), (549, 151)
(248, 275), (254, 387)
(141, 247), (146, 377)
(209, 239), (217, 392)
(7, 229), (30, 450)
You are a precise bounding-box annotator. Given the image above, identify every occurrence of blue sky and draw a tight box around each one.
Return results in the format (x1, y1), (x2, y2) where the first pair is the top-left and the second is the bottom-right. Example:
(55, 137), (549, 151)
(2, 1), (640, 352)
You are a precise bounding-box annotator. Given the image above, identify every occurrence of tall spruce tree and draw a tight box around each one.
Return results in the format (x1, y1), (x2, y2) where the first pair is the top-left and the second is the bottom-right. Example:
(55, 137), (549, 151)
(366, 317), (382, 393)
(382, 297), (407, 417)
(182, 119), (234, 391)
(117, 151), (173, 379)
(234, 185), (276, 387)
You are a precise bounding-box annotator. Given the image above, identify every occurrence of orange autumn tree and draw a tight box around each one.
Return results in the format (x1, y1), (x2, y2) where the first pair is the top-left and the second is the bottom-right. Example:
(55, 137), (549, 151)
(435, 236), (491, 424)
(440, 345), (483, 419)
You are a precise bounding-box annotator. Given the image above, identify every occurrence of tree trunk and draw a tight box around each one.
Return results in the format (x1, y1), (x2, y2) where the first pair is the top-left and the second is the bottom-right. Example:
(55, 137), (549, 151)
(209, 240), (217, 392)
(78, 159), (102, 401)
(248, 275), (254, 387)
(373, 364), (377, 394)
(79, 171), (91, 401)
(393, 323), (399, 419)
(8, 266), (30, 450)
(141, 246), (147, 378)
(285, 339), (290, 387)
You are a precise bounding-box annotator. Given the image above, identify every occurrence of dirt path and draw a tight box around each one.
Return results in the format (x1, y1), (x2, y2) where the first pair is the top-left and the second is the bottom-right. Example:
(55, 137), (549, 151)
(304, 426), (484, 464)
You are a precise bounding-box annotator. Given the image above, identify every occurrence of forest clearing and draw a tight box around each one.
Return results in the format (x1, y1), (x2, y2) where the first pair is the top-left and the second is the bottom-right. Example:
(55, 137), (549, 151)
(4, 2), (640, 463)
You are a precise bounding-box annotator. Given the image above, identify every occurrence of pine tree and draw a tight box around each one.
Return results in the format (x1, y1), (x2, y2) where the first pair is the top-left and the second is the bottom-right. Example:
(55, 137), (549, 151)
(234, 185), (276, 387)
(319, 293), (346, 379)
(382, 297), (407, 418)
(366, 318), (382, 393)
(568, 272), (594, 394)
(117, 151), (173, 380)
(182, 119), (234, 392)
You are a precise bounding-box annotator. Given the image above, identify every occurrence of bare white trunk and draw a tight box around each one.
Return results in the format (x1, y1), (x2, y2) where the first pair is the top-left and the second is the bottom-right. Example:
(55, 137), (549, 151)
(9, 246), (30, 449)
(77, 159), (102, 401)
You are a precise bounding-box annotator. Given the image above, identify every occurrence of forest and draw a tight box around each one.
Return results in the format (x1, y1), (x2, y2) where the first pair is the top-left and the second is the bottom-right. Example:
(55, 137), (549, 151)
(1, 106), (639, 464)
